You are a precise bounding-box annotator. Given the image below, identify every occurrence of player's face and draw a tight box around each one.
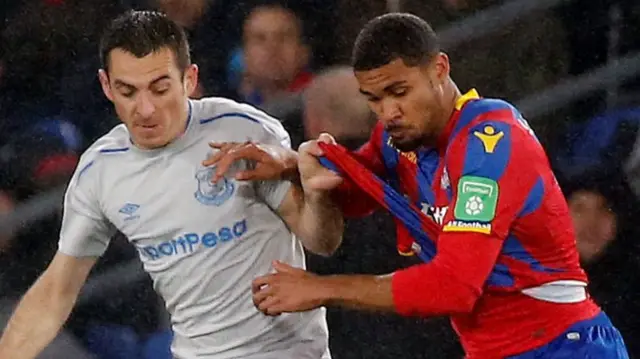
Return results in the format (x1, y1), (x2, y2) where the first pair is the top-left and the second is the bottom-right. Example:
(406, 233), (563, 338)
(355, 55), (451, 151)
(99, 47), (198, 149)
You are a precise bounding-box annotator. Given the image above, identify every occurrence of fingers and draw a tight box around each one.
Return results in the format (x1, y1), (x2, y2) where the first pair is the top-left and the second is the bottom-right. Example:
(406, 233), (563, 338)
(317, 133), (336, 145)
(272, 260), (299, 274)
(257, 296), (282, 316)
(298, 133), (337, 158)
(299, 140), (324, 157)
(202, 142), (236, 167)
(252, 276), (283, 316)
(252, 273), (275, 294)
(252, 283), (273, 306)
(203, 142), (267, 182)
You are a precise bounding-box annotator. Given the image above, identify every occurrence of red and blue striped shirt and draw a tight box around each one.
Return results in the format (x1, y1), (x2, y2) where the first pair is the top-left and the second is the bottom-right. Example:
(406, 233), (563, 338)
(321, 90), (600, 358)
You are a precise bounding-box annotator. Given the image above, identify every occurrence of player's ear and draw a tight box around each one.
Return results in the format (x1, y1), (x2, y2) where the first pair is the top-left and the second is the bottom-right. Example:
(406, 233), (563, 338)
(183, 64), (199, 97)
(433, 52), (450, 84)
(98, 69), (114, 102)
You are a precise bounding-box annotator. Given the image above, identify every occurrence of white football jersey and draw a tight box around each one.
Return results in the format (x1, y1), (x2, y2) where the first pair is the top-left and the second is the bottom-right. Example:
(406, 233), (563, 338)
(58, 97), (330, 359)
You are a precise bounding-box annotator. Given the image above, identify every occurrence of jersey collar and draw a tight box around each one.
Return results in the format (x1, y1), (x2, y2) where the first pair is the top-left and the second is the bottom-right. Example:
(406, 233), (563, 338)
(436, 89), (480, 153)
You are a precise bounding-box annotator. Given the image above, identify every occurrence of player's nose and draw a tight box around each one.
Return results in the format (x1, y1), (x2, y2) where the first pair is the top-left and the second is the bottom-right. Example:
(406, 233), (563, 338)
(135, 93), (156, 118)
(377, 98), (402, 124)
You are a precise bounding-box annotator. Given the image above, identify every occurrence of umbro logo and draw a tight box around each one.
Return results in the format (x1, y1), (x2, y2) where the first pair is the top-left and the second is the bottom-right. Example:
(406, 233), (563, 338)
(119, 203), (140, 221)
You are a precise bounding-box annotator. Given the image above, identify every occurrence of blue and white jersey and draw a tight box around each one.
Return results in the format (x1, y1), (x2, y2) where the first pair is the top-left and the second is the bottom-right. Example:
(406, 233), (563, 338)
(58, 97), (330, 359)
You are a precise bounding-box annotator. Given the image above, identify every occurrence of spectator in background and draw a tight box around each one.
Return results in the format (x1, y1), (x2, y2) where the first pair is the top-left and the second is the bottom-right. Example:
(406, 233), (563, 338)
(154, 0), (209, 28)
(0, 118), (84, 298)
(0, 0), (127, 143)
(0, 118), (162, 358)
(564, 172), (640, 357)
(239, 3), (312, 107)
(303, 66), (376, 146)
(0, 121), (96, 359)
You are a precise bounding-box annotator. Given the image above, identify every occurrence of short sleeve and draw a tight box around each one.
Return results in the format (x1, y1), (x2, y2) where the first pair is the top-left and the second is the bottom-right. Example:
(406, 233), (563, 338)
(244, 109), (294, 211)
(58, 155), (114, 257)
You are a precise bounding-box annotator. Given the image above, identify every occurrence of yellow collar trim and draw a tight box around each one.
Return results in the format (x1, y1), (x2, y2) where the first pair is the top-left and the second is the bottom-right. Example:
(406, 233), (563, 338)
(455, 89), (480, 110)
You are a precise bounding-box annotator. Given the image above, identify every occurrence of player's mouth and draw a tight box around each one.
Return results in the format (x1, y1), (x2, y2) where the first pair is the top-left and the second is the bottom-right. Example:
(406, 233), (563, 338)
(386, 127), (405, 138)
(136, 124), (160, 135)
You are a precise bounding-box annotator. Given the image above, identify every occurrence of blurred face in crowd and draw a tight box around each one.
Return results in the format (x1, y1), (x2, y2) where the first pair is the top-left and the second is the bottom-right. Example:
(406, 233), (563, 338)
(99, 47), (198, 149)
(243, 6), (309, 88)
(568, 189), (617, 264)
(355, 55), (452, 152)
(156, 0), (209, 28)
(304, 70), (374, 141)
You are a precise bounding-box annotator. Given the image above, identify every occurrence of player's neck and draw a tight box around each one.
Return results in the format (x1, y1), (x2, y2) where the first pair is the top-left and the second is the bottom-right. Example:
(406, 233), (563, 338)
(176, 99), (191, 137)
(432, 80), (462, 150)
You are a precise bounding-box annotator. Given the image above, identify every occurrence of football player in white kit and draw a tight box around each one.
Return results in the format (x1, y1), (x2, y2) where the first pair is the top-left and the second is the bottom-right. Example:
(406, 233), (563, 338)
(0, 10), (343, 359)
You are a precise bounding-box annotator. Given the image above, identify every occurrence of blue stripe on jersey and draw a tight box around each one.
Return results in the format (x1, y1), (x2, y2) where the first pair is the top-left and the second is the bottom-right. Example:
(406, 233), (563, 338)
(518, 177), (545, 217)
(461, 121), (512, 180)
(380, 131), (402, 190)
(503, 234), (564, 274)
(416, 149), (439, 205)
(199, 112), (260, 125)
(450, 99), (512, 143)
(77, 160), (94, 181)
(99, 147), (129, 153)
(381, 184), (436, 262)
(486, 262), (515, 287)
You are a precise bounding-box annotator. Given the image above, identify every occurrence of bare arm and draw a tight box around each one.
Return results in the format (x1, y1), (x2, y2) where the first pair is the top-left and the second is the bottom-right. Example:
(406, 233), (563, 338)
(0, 252), (97, 359)
(276, 183), (344, 257)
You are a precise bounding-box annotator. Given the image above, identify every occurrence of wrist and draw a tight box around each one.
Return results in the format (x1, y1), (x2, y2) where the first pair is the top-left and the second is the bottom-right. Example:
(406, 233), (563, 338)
(303, 189), (333, 204)
(316, 275), (341, 306)
(280, 150), (300, 182)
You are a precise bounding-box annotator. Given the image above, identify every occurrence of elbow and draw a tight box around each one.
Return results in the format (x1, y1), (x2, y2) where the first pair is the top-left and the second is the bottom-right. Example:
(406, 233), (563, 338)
(310, 235), (343, 257)
(392, 266), (482, 317)
(407, 284), (481, 317)
(445, 286), (481, 314)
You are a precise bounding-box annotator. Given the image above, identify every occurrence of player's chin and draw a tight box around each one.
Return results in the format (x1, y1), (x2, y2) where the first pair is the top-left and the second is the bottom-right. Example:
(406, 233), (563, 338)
(391, 136), (422, 152)
(132, 133), (169, 149)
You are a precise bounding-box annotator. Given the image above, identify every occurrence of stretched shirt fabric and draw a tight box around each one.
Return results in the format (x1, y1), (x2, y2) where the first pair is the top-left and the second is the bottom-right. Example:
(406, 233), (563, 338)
(58, 97), (330, 359)
(321, 90), (601, 358)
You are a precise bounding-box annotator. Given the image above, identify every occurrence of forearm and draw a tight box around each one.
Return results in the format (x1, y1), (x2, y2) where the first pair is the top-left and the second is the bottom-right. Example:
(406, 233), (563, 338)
(0, 275), (77, 358)
(296, 191), (344, 256)
(313, 267), (477, 317)
(320, 274), (396, 312)
(312, 232), (503, 316)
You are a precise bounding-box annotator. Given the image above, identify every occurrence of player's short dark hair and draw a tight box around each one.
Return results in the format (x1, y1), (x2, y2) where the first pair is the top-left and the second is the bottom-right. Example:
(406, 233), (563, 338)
(352, 13), (440, 72)
(99, 10), (190, 74)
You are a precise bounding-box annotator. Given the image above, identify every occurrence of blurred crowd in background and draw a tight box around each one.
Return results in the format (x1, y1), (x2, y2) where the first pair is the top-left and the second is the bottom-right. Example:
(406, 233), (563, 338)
(1, 0), (640, 358)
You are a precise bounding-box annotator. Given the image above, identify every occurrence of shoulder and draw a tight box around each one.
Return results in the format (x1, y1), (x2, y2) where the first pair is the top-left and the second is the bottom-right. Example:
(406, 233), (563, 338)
(446, 98), (536, 177)
(450, 97), (531, 150)
(190, 97), (291, 147)
(73, 124), (131, 182)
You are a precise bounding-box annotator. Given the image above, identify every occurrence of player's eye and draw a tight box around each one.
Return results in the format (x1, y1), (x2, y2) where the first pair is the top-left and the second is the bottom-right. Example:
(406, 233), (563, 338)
(120, 91), (135, 98)
(391, 88), (408, 97)
(152, 84), (170, 96)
